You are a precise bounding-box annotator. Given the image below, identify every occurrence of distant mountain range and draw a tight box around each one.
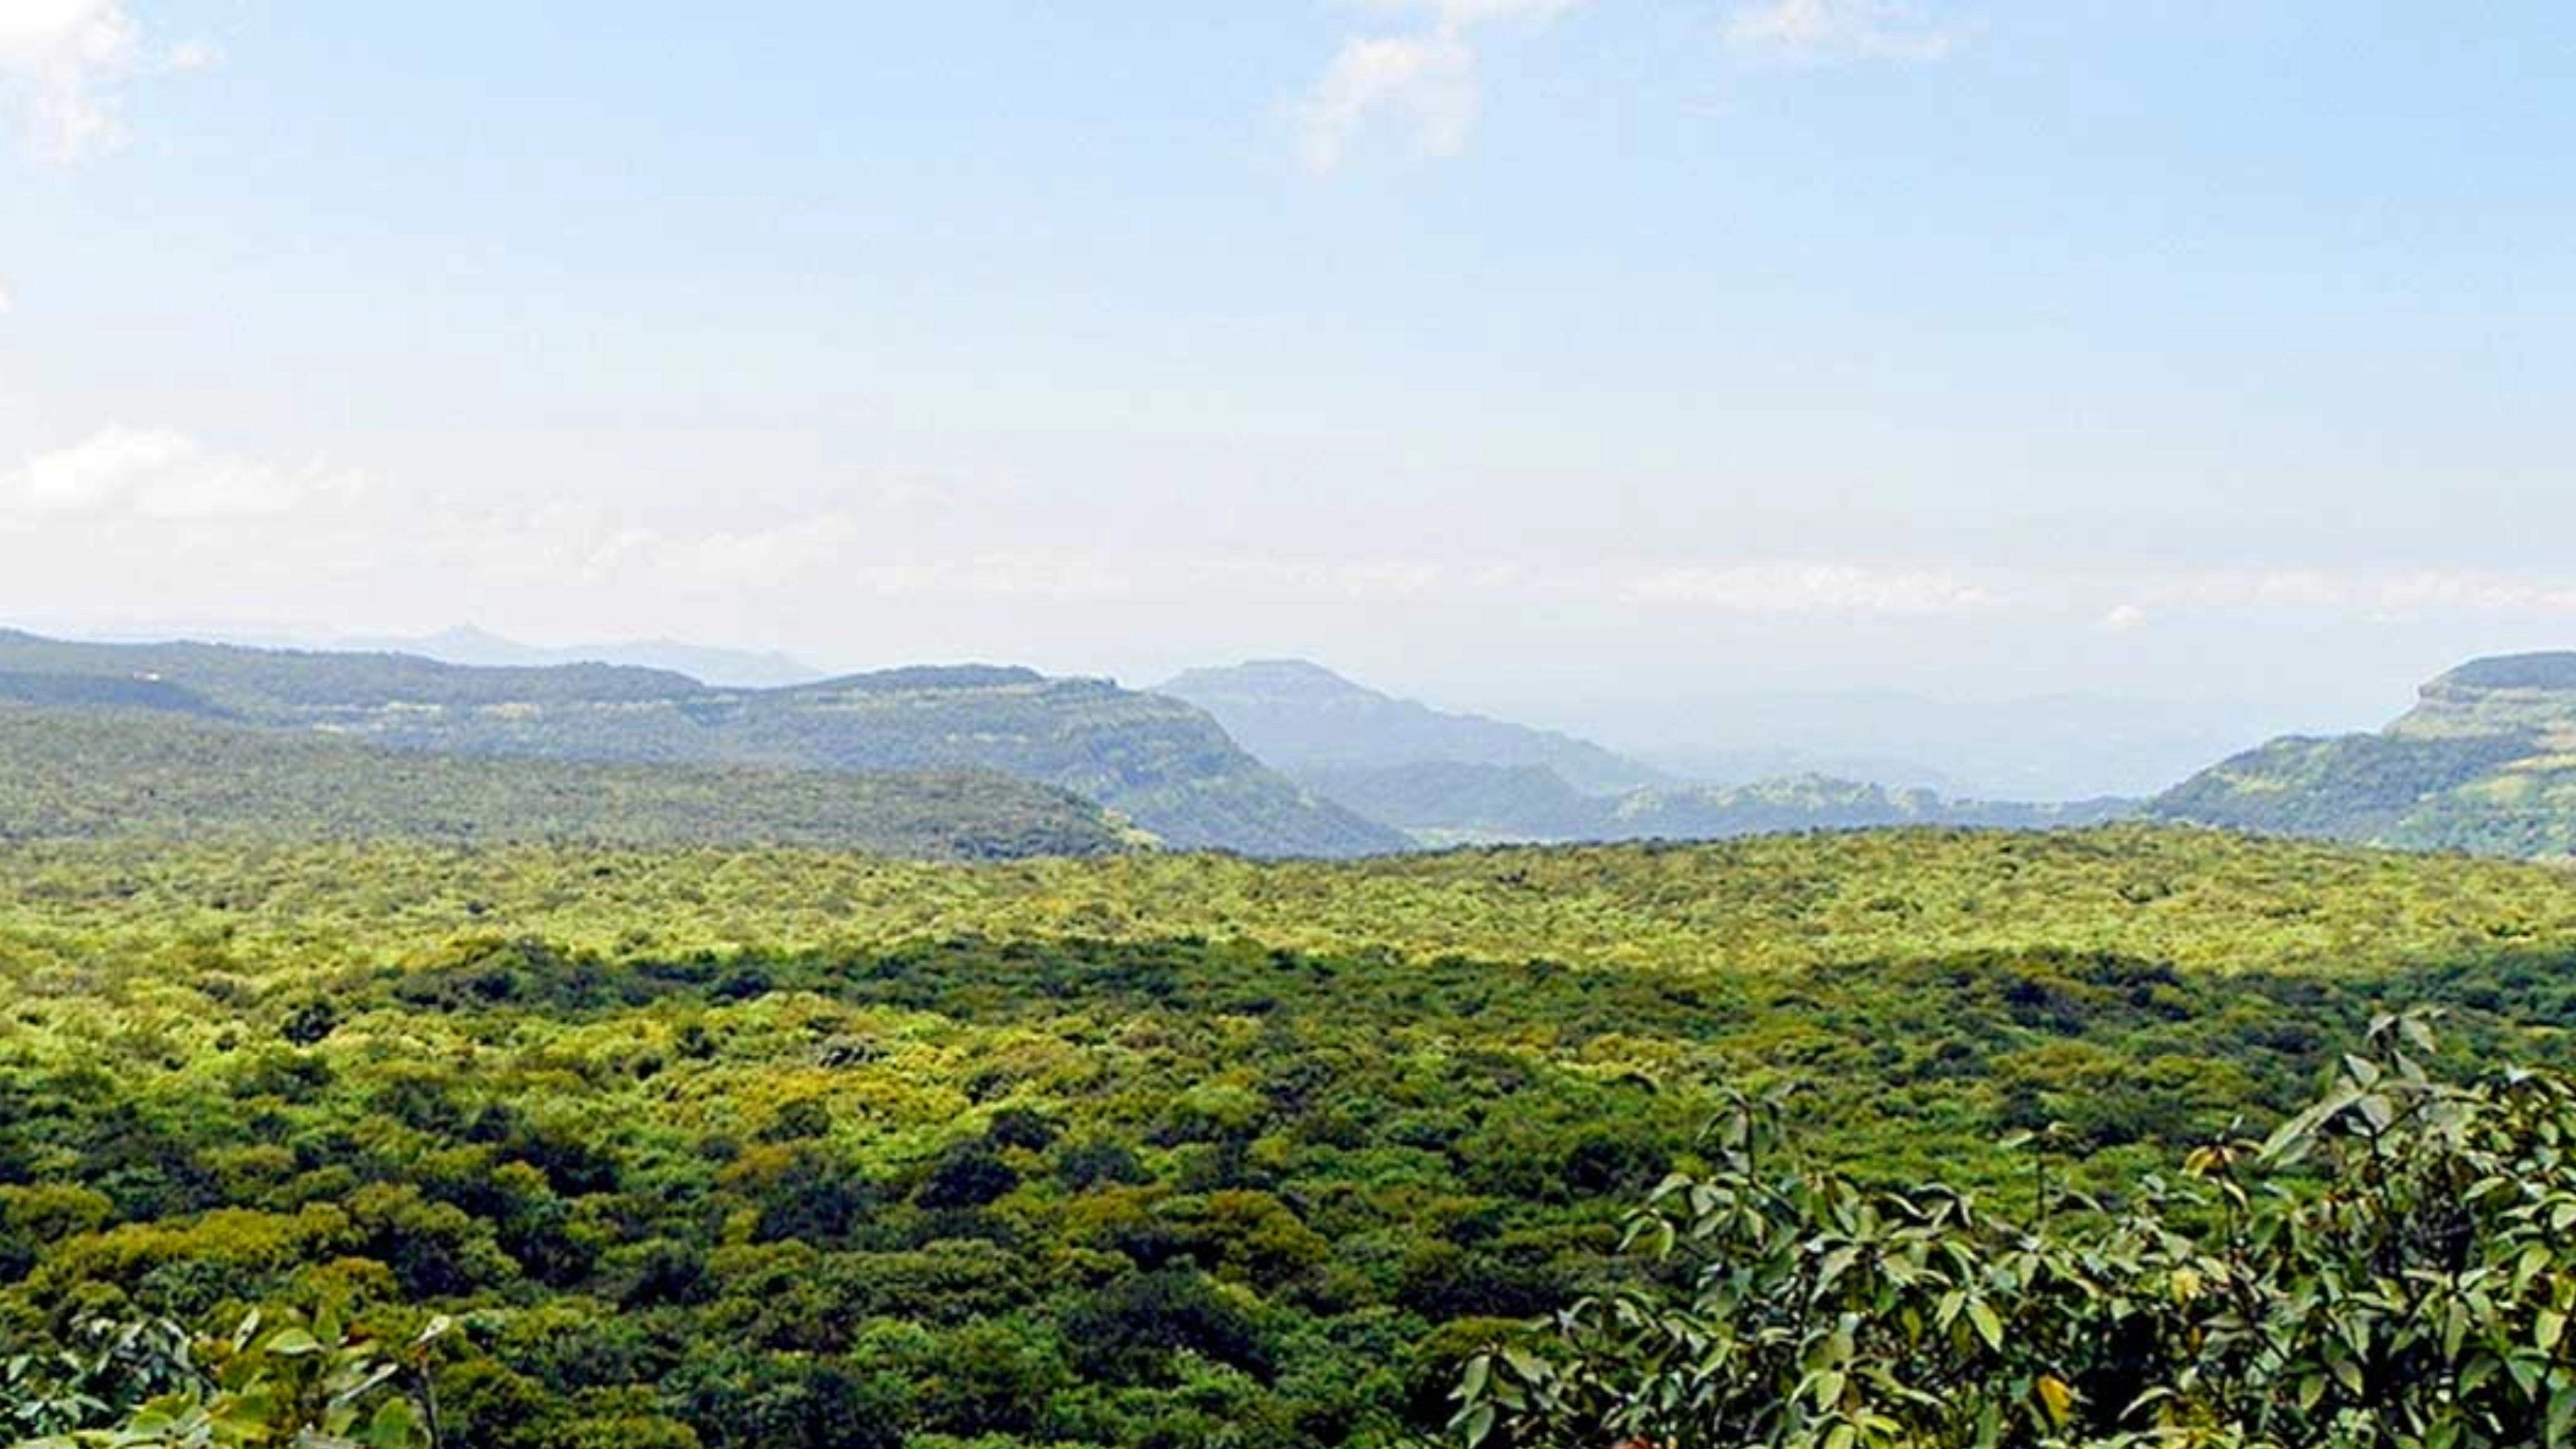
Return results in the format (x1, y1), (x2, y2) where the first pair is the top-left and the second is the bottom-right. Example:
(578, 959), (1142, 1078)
(1160, 660), (2132, 845)
(1622, 691), (2271, 801)
(19, 628), (2576, 863)
(333, 625), (824, 688)
(0, 631), (1402, 857)
(1159, 658), (1670, 794)
(2150, 653), (2576, 858)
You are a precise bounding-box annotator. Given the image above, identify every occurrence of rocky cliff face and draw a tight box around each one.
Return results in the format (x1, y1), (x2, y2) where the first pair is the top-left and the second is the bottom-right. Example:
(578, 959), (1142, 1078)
(2388, 653), (2576, 743)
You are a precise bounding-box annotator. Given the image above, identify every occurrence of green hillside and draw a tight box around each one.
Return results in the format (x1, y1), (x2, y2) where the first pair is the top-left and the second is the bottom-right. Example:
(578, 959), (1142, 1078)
(7, 829), (2576, 1448)
(0, 706), (1132, 858)
(1287, 757), (2136, 847)
(0, 632), (1402, 858)
(2152, 651), (2576, 857)
(1291, 760), (1610, 843)
(1607, 774), (2136, 839)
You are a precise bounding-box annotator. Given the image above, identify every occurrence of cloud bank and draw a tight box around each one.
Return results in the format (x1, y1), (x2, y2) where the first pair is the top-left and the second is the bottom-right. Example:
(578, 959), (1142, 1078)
(1, 426), (361, 520)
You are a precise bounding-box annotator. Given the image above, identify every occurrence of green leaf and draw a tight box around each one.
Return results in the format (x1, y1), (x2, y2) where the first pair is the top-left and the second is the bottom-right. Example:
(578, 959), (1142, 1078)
(360, 1398), (422, 1449)
(2548, 1384), (2576, 1449)
(1966, 1299), (2005, 1354)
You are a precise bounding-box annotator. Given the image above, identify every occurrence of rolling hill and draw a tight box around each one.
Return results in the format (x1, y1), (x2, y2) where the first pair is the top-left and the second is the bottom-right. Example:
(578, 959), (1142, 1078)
(0, 631), (1404, 857)
(1607, 775), (2136, 840)
(1302, 760), (2133, 845)
(0, 705), (1133, 857)
(2151, 651), (2576, 857)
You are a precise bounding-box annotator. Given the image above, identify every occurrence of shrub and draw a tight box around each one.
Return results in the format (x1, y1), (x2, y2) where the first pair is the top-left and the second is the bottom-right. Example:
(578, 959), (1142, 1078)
(1453, 1014), (2576, 1449)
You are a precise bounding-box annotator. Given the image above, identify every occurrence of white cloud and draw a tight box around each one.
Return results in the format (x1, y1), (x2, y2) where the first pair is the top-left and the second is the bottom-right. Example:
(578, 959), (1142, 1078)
(1, 426), (361, 520)
(1295, 0), (1588, 172)
(2097, 602), (2149, 633)
(2133, 568), (2576, 618)
(1297, 31), (1477, 172)
(0, 0), (214, 162)
(1622, 562), (1996, 616)
(1722, 0), (1957, 63)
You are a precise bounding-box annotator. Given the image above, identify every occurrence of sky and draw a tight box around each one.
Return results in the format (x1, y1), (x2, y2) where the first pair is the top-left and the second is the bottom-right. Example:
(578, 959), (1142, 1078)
(0, 0), (2571, 785)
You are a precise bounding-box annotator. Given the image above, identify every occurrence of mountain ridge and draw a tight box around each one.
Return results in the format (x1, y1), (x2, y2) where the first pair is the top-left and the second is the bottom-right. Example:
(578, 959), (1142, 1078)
(1158, 658), (1671, 795)
(0, 630), (1403, 857)
(2151, 651), (2576, 858)
(0, 704), (1132, 857)
(333, 625), (825, 688)
(1161, 659), (2140, 846)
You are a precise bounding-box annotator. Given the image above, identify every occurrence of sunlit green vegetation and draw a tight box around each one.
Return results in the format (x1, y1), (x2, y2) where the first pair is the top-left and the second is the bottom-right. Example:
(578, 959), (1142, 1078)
(6, 827), (2576, 1447)
(0, 707), (1130, 860)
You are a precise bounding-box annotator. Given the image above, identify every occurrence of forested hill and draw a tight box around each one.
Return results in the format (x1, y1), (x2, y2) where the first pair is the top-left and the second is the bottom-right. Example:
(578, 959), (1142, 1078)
(1307, 764), (2137, 846)
(2151, 651), (2576, 857)
(0, 706), (1133, 858)
(0, 631), (1403, 857)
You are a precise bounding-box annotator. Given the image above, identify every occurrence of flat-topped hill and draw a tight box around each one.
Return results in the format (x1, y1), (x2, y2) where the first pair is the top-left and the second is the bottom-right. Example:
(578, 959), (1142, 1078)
(2154, 651), (2576, 857)
(0, 630), (1403, 856)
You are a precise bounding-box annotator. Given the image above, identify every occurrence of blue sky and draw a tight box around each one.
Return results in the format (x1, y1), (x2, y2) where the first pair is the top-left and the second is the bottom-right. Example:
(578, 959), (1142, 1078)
(0, 0), (2571, 782)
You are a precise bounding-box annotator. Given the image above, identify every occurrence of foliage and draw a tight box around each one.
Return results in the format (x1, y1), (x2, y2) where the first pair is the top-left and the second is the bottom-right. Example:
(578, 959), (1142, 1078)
(13, 1309), (450, 1449)
(2, 830), (2576, 1447)
(1454, 1014), (2576, 1449)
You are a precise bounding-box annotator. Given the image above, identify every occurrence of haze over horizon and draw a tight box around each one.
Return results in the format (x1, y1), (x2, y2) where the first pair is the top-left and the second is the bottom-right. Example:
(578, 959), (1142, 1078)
(5, 2), (2570, 767)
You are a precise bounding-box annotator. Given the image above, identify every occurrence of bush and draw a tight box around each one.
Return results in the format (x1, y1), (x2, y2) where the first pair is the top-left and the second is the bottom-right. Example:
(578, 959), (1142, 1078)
(1454, 1014), (2576, 1449)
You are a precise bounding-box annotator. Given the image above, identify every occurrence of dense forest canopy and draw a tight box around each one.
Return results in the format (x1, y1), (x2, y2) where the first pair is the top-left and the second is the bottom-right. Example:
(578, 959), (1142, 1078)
(6, 829), (2576, 1447)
